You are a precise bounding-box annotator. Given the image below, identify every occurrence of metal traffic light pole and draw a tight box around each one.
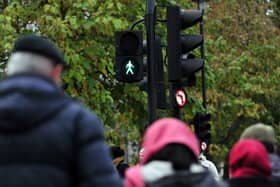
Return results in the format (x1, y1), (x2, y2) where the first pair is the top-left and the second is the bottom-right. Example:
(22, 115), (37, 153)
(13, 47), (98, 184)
(146, 0), (157, 125)
(197, 0), (207, 110)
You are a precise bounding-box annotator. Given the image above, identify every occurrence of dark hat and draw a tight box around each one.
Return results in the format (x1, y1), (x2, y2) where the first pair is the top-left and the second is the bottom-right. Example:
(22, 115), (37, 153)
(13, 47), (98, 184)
(12, 34), (66, 65)
(240, 123), (276, 144)
(110, 146), (124, 159)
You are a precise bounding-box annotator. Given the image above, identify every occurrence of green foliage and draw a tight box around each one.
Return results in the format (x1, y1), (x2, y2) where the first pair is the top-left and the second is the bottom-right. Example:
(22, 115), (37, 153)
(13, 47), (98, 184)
(205, 0), (280, 162)
(0, 0), (147, 145)
(0, 0), (279, 165)
(271, 0), (280, 27)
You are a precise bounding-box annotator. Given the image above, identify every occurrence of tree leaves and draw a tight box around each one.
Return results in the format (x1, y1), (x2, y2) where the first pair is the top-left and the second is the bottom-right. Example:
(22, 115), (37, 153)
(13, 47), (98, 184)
(0, 0), (279, 164)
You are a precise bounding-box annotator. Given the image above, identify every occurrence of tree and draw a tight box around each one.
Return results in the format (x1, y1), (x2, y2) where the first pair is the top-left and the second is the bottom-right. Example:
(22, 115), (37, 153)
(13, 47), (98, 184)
(204, 0), (280, 161)
(0, 0), (147, 146)
(271, 0), (280, 27)
(0, 0), (279, 164)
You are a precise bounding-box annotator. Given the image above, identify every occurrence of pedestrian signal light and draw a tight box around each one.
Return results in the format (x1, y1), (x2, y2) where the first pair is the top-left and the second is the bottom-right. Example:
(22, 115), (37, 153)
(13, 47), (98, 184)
(115, 30), (144, 82)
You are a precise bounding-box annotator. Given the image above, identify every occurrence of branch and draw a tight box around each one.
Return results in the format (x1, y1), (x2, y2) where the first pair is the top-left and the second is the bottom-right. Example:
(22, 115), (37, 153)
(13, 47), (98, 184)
(1, 0), (9, 10)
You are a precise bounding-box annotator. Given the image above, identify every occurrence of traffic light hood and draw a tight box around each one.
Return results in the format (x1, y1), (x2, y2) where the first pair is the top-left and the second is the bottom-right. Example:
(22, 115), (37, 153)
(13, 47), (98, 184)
(116, 31), (143, 55)
(180, 9), (203, 29)
(181, 59), (204, 77)
(141, 118), (200, 164)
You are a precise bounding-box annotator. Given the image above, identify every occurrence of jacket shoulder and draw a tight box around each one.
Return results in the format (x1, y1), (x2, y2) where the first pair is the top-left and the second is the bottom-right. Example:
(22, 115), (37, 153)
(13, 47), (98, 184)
(64, 101), (104, 147)
(65, 101), (102, 127)
(146, 171), (226, 187)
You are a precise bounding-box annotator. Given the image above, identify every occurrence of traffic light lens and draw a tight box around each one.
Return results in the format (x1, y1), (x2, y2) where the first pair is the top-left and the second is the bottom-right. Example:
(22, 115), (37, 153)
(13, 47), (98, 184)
(122, 58), (139, 77)
(120, 33), (139, 55)
(115, 30), (143, 82)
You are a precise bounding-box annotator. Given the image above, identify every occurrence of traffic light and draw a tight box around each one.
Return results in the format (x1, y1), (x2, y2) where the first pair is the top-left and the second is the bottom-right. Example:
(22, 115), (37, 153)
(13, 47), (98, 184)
(181, 53), (197, 87)
(167, 5), (204, 82)
(193, 112), (211, 144)
(138, 40), (148, 91)
(115, 30), (144, 82)
(138, 35), (166, 109)
(154, 35), (167, 109)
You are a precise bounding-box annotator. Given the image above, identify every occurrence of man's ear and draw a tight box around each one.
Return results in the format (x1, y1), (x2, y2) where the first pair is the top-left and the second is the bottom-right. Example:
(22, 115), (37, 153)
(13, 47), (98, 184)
(51, 64), (63, 86)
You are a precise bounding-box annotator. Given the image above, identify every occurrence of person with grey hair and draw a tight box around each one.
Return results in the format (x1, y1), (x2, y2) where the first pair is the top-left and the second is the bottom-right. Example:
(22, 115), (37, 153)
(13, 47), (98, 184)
(240, 123), (280, 184)
(0, 34), (122, 187)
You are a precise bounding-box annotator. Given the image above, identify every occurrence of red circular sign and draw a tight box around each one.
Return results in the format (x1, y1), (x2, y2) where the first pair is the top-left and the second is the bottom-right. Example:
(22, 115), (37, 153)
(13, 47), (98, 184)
(175, 89), (187, 107)
(201, 142), (207, 151)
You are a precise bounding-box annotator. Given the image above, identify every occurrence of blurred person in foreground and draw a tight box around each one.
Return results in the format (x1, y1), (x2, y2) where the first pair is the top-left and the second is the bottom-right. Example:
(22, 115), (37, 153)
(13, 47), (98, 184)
(227, 139), (277, 187)
(139, 148), (145, 164)
(110, 146), (129, 178)
(240, 123), (280, 183)
(199, 142), (220, 180)
(0, 34), (122, 187)
(124, 117), (226, 187)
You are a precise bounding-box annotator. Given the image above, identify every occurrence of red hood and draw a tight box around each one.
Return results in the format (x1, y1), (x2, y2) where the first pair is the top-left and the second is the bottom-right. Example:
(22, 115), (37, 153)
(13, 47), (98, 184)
(141, 118), (200, 164)
(229, 139), (272, 178)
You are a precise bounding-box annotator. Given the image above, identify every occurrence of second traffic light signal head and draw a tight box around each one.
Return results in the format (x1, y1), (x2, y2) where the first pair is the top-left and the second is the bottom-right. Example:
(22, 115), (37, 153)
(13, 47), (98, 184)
(193, 112), (211, 143)
(167, 5), (204, 82)
(115, 30), (144, 83)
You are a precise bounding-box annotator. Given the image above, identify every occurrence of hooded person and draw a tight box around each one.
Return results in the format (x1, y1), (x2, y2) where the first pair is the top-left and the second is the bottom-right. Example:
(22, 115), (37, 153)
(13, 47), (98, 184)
(228, 139), (277, 187)
(199, 142), (220, 180)
(110, 146), (129, 178)
(199, 153), (219, 180)
(240, 123), (280, 183)
(124, 118), (226, 187)
(139, 148), (145, 164)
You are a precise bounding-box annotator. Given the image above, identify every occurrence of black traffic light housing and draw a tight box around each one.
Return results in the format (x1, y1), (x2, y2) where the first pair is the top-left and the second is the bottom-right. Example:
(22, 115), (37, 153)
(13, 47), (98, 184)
(193, 112), (211, 144)
(115, 30), (144, 82)
(138, 35), (166, 109)
(138, 40), (148, 91)
(181, 53), (198, 87)
(167, 5), (204, 83)
(154, 35), (167, 109)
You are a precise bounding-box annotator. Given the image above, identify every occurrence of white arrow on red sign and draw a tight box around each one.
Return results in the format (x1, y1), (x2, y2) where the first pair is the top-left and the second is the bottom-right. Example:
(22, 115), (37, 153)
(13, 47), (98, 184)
(175, 89), (187, 107)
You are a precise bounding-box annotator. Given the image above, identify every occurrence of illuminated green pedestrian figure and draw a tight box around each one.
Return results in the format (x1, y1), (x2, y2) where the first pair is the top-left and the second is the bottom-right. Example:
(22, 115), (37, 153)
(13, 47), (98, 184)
(115, 30), (143, 82)
(125, 60), (135, 75)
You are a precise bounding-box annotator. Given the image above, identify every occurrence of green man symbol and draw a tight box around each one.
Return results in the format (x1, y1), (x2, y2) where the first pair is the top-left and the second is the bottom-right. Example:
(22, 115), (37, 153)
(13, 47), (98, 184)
(125, 60), (135, 75)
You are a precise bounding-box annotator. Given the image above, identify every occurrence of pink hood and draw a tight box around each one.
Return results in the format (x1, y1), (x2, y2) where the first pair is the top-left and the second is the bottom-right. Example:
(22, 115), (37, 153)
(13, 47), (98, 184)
(141, 117), (200, 164)
(125, 118), (200, 187)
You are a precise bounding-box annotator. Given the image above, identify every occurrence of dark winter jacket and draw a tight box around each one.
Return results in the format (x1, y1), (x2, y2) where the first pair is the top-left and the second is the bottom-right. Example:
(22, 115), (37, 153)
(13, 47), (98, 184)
(227, 177), (277, 187)
(0, 74), (122, 187)
(116, 160), (130, 178)
(269, 153), (280, 186)
(269, 153), (280, 180)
